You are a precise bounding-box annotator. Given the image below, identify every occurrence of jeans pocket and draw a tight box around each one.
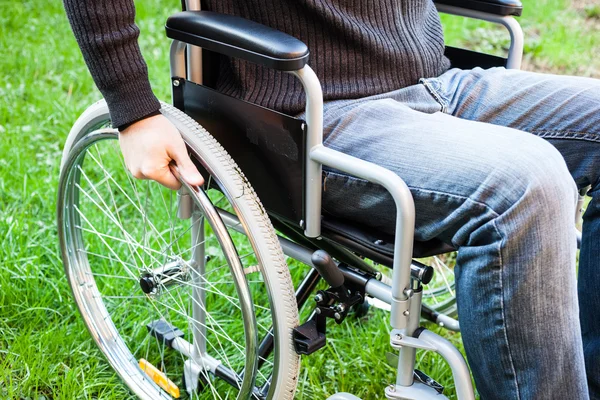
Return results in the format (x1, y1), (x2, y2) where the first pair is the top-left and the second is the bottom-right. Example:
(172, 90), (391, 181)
(419, 77), (448, 113)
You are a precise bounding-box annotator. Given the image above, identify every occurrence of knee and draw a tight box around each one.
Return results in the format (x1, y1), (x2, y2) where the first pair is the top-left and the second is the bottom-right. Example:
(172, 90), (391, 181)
(486, 137), (578, 217)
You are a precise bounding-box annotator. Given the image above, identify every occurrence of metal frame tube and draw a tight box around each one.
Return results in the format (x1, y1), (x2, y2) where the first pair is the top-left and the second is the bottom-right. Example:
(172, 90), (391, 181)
(292, 65), (415, 326)
(435, 4), (524, 69)
(219, 204), (410, 325)
(191, 213), (207, 359)
(310, 146), (415, 329)
(185, 0), (203, 83)
(290, 66), (324, 238)
(396, 289), (423, 386)
(418, 330), (475, 400)
(170, 40), (187, 79)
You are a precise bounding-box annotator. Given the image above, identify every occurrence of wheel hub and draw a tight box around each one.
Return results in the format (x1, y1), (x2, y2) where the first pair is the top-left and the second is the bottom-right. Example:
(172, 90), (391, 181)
(138, 260), (189, 295)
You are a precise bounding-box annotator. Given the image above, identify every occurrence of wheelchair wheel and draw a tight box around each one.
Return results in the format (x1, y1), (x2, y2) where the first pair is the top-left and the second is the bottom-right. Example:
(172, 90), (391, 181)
(57, 101), (300, 400)
(421, 255), (457, 317)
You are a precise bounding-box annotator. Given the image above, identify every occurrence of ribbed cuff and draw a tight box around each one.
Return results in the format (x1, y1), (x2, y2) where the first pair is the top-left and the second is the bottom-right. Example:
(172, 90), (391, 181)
(100, 75), (162, 129)
(117, 110), (161, 131)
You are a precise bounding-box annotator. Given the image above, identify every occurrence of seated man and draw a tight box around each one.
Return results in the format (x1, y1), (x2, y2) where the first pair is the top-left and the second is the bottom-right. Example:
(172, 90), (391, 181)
(63, 0), (600, 398)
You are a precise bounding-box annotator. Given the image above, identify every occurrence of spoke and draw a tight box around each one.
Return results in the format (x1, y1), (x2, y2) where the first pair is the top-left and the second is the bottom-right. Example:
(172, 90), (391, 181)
(85, 150), (171, 249)
(93, 145), (152, 275)
(158, 214), (203, 260)
(139, 291), (200, 396)
(432, 257), (455, 297)
(85, 271), (136, 281)
(74, 225), (165, 260)
(73, 205), (140, 280)
(424, 285), (439, 303)
(156, 275), (244, 379)
(76, 184), (156, 266)
(164, 266), (273, 346)
(150, 294), (245, 382)
(146, 256), (246, 387)
(74, 148), (273, 397)
(77, 249), (138, 270)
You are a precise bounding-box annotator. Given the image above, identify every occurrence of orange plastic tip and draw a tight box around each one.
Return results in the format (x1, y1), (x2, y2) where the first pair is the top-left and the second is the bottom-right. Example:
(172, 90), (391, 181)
(139, 358), (181, 398)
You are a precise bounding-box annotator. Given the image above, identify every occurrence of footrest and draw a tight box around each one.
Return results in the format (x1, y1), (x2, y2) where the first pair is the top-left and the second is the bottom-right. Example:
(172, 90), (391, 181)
(293, 320), (326, 355)
(147, 319), (184, 348)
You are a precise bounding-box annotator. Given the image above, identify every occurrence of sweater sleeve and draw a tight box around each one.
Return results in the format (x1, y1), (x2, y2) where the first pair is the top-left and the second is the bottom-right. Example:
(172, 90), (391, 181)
(63, 0), (161, 128)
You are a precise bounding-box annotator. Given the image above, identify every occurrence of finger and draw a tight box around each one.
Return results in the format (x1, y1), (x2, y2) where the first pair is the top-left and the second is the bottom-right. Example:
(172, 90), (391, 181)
(170, 148), (204, 186)
(142, 165), (182, 191)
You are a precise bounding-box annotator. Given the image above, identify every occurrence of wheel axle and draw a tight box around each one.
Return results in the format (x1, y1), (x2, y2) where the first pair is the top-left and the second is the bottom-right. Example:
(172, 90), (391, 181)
(139, 259), (189, 294)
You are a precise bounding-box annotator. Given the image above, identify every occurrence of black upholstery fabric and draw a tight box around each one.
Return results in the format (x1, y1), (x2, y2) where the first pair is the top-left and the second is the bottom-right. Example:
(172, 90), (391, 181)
(166, 11), (310, 71)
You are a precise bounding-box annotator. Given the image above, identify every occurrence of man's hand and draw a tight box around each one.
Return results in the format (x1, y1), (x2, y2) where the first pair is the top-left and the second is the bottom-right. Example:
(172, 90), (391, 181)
(119, 114), (204, 190)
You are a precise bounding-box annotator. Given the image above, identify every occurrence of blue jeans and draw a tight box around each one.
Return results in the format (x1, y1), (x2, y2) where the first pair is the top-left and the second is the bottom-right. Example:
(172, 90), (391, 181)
(319, 67), (600, 400)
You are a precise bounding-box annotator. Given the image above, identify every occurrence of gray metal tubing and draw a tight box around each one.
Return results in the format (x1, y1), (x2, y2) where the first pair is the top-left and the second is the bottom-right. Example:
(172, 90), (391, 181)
(175, 172), (259, 398)
(327, 393), (362, 400)
(172, 336), (194, 359)
(397, 289), (423, 387)
(365, 278), (393, 304)
(310, 145), (415, 329)
(184, 0), (203, 83)
(437, 313), (461, 332)
(289, 66), (324, 238)
(217, 209), (316, 266)
(185, 0), (201, 10)
(419, 330), (475, 400)
(435, 4), (524, 69)
(218, 207), (399, 307)
(170, 40), (187, 79)
(191, 213), (207, 359)
(386, 381), (449, 400)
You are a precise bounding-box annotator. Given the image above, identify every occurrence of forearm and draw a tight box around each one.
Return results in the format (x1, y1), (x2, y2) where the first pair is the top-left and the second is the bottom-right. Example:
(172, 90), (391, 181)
(63, 0), (161, 128)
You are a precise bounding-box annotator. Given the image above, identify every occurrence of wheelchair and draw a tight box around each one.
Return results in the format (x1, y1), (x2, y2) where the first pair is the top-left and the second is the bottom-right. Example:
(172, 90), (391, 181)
(57, 0), (583, 399)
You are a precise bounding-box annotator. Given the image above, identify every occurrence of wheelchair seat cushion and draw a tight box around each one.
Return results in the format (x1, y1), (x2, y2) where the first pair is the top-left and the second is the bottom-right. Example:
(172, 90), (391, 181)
(321, 216), (456, 268)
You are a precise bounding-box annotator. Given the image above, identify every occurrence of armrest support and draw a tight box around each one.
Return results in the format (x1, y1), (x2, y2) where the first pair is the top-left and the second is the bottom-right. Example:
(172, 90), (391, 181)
(434, 0), (522, 16)
(166, 11), (309, 71)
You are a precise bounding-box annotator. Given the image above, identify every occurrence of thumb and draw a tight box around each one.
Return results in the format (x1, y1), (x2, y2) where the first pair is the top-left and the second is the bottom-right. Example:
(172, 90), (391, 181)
(171, 149), (204, 186)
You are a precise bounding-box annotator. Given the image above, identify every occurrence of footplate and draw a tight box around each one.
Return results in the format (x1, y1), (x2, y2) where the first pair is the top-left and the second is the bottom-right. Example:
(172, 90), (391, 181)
(293, 319), (326, 355)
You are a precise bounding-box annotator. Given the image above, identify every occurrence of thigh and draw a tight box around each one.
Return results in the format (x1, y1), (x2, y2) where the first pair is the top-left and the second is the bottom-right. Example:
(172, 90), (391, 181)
(321, 97), (575, 247)
(432, 67), (600, 190)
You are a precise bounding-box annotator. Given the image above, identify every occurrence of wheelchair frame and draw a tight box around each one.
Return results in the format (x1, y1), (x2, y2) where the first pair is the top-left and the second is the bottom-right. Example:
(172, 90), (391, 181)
(163, 1), (526, 399)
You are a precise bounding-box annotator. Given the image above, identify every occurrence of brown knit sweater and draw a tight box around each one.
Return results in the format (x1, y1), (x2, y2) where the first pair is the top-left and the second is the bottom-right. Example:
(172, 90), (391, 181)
(63, 0), (450, 128)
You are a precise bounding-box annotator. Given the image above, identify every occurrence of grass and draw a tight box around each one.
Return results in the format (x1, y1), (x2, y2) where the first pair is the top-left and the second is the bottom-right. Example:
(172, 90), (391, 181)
(0, 0), (598, 399)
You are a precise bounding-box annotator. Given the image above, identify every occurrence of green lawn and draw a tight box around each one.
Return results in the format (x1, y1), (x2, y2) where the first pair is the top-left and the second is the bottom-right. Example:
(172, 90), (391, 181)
(0, 1), (598, 399)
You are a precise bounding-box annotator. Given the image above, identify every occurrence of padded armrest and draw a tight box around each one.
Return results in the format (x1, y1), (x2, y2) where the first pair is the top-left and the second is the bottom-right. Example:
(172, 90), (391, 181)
(166, 11), (309, 71)
(434, 0), (522, 16)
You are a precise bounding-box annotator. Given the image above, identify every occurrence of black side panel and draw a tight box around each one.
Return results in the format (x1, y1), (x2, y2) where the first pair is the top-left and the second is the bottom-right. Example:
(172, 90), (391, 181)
(179, 79), (306, 225)
(445, 46), (507, 69)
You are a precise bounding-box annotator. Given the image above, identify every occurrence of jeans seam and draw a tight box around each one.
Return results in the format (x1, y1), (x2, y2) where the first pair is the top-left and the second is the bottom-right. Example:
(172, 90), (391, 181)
(531, 129), (600, 143)
(494, 219), (522, 400)
(410, 186), (501, 218)
(324, 171), (506, 217)
(419, 78), (448, 113)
